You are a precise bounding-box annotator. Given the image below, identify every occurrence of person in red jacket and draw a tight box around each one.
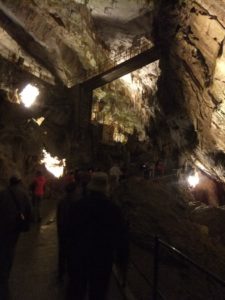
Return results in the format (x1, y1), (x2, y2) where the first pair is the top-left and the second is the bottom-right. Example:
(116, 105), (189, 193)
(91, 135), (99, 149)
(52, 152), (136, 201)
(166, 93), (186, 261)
(31, 170), (46, 223)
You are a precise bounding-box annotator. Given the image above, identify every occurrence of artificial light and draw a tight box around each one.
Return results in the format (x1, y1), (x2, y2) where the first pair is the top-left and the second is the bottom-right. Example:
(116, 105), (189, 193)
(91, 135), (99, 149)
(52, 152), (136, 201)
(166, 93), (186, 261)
(187, 172), (199, 188)
(40, 149), (65, 178)
(19, 84), (39, 107)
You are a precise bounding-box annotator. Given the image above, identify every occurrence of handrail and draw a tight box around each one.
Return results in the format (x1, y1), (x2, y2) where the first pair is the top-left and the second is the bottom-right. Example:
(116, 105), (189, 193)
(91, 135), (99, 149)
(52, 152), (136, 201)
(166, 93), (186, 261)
(130, 258), (166, 300)
(111, 42), (151, 66)
(158, 237), (225, 287)
(124, 236), (225, 300)
(115, 256), (166, 300)
(112, 267), (128, 300)
(130, 258), (152, 286)
(151, 173), (177, 181)
(79, 41), (152, 83)
(152, 236), (225, 300)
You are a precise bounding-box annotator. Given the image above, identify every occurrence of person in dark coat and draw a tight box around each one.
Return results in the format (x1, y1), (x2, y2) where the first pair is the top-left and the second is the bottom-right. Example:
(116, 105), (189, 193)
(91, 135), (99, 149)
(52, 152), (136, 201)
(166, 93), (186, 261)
(65, 172), (129, 300)
(0, 172), (32, 300)
(62, 170), (75, 191)
(56, 181), (80, 282)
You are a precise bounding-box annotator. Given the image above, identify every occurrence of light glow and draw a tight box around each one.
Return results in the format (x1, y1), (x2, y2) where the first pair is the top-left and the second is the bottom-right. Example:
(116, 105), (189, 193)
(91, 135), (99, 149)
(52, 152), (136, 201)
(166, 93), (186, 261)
(121, 74), (138, 91)
(34, 117), (45, 126)
(19, 84), (39, 107)
(41, 149), (65, 178)
(187, 172), (199, 188)
(121, 74), (133, 84)
(215, 58), (225, 76)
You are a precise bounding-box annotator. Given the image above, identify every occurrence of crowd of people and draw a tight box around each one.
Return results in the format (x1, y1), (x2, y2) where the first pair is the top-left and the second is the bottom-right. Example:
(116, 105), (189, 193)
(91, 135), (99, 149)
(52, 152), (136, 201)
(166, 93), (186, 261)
(0, 165), (129, 300)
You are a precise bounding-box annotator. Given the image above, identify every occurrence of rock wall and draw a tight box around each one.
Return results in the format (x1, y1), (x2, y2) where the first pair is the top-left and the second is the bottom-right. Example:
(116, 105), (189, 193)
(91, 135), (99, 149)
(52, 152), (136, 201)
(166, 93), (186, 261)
(154, 0), (225, 181)
(114, 176), (225, 299)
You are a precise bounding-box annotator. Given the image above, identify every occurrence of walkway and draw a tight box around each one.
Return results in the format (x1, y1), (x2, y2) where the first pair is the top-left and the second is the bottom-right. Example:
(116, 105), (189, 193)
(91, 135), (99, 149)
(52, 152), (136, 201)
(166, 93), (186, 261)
(82, 47), (159, 90)
(9, 197), (124, 300)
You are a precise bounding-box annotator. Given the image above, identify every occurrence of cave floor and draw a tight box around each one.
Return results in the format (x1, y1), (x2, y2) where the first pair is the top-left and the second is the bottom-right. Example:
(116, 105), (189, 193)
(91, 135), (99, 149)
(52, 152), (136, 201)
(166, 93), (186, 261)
(9, 196), (124, 300)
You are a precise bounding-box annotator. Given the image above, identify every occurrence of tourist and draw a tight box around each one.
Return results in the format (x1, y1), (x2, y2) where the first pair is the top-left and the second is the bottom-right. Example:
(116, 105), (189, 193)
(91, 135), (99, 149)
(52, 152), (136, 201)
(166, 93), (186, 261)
(0, 172), (31, 299)
(65, 172), (129, 300)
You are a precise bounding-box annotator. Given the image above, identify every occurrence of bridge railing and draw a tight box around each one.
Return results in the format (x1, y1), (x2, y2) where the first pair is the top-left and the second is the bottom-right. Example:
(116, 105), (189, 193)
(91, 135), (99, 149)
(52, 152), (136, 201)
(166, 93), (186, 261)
(82, 41), (152, 82)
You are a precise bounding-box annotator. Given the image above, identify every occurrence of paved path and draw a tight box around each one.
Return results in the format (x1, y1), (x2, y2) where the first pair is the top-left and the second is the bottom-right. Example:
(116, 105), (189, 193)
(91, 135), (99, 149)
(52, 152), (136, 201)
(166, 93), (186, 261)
(9, 198), (124, 300)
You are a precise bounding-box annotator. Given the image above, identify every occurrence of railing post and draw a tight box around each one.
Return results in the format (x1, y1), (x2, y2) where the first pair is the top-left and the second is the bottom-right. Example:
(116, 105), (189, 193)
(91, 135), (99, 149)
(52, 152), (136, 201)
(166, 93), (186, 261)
(153, 236), (159, 300)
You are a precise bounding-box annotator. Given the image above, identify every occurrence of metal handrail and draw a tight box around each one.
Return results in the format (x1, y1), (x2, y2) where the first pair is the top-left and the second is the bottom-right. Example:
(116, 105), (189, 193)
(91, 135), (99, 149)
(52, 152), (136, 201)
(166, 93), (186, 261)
(123, 235), (225, 300)
(130, 258), (152, 286)
(130, 258), (166, 300)
(80, 41), (152, 82)
(118, 235), (166, 300)
(114, 256), (166, 300)
(159, 238), (225, 287)
(152, 236), (225, 300)
(111, 42), (151, 66)
(112, 267), (128, 300)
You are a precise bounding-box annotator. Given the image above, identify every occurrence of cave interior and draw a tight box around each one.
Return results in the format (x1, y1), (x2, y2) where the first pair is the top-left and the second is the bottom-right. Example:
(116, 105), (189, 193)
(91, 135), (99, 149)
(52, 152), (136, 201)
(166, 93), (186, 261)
(1, 0), (225, 298)
(0, 0), (224, 204)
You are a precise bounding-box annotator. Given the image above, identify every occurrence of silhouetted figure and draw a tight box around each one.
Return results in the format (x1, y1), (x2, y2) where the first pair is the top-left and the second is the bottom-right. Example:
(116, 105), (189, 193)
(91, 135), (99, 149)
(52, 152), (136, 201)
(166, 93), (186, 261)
(155, 160), (165, 177)
(142, 162), (150, 179)
(148, 161), (155, 178)
(56, 182), (79, 282)
(109, 163), (122, 184)
(63, 170), (75, 191)
(77, 169), (92, 197)
(30, 170), (46, 222)
(65, 172), (129, 300)
(0, 173), (31, 300)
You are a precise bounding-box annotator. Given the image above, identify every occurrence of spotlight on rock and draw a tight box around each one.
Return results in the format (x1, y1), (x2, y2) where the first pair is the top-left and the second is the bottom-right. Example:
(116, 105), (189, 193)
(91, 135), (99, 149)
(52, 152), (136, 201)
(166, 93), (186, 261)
(187, 172), (199, 188)
(41, 149), (65, 178)
(19, 84), (39, 107)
